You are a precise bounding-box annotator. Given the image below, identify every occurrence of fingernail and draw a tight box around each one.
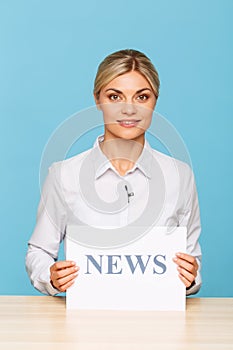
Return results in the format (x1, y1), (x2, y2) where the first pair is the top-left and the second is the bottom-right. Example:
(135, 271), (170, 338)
(173, 257), (178, 262)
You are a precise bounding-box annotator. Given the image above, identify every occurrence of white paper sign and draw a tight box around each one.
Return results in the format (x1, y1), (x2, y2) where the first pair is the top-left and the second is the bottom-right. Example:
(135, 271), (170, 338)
(65, 226), (186, 311)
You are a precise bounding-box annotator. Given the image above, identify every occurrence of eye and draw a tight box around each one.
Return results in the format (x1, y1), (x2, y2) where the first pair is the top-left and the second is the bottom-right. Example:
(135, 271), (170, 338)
(109, 94), (121, 101)
(136, 94), (149, 102)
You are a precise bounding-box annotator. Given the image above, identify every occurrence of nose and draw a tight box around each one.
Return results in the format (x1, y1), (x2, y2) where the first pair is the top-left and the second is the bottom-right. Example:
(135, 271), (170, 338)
(121, 102), (137, 116)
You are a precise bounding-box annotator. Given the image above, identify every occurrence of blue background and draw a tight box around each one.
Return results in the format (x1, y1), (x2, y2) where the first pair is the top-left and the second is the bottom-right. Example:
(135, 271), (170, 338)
(0, 0), (232, 297)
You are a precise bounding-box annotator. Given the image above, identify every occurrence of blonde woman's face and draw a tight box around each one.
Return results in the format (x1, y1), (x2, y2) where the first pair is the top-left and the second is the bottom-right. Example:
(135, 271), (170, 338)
(95, 71), (157, 144)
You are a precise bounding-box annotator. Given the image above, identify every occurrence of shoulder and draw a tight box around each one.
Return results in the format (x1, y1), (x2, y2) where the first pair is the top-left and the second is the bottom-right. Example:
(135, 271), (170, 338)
(148, 147), (195, 190)
(49, 148), (91, 173)
(149, 147), (197, 203)
(150, 147), (193, 175)
(47, 148), (93, 189)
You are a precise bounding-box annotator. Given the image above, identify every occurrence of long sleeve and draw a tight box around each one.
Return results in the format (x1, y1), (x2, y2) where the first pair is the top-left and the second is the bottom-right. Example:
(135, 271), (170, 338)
(25, 163), (67, 295)
(179, 166), (202, 296)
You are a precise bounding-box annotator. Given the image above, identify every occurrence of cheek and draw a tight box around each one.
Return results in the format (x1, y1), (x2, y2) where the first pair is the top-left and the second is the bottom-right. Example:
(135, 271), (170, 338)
(145, 109), (154, 120)
(139, 110), (153, 131)
(138, 105), (154, 120)
(101, 104), (122, 123)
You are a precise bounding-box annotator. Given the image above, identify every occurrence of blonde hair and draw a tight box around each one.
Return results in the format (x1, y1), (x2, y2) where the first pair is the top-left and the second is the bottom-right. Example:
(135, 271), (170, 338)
(94, 49), (160, 99)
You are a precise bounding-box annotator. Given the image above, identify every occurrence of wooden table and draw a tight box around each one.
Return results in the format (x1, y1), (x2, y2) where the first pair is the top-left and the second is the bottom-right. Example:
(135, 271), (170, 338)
(0, 296), (232, 349)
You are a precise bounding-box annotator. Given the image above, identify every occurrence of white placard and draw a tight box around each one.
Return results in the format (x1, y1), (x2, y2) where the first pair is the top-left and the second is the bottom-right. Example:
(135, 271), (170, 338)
(65, 226), (186, 311)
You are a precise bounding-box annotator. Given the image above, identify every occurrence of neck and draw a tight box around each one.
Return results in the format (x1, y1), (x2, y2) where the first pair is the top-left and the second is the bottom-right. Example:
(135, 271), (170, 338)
(100, 136), (144, 176)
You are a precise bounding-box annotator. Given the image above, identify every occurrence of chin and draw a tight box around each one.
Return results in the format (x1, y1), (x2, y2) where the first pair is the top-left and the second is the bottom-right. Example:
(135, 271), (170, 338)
(114, 132), (143, 141)
(105, 126), (145, 141)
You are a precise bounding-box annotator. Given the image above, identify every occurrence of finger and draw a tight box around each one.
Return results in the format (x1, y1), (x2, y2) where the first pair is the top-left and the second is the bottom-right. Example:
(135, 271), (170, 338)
(177, 266), (195, 284)
(57, 279), (76, 293)
(176, 253), (198, 267)
(173, 258), (197, 276)
(51, 265), (79, 280)
(51, 260), (76, 272)
(178, 273), (192, 288)
(173, 254), (198, 272)
(53, 271), (79, 289)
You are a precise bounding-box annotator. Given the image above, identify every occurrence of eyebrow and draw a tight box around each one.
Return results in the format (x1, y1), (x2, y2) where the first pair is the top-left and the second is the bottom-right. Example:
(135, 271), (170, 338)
(105, 88), (152, 94)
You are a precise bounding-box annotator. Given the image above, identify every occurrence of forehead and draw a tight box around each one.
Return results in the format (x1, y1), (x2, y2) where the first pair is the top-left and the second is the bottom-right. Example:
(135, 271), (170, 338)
(103, 71), (151, 91)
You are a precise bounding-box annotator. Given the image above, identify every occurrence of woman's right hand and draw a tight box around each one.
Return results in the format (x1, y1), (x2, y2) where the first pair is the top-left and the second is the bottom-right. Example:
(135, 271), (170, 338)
(50, 260), (79, 292)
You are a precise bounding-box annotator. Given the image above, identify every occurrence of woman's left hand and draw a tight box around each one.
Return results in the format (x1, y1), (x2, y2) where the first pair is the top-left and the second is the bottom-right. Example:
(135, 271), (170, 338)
(173, 253), (198, 288)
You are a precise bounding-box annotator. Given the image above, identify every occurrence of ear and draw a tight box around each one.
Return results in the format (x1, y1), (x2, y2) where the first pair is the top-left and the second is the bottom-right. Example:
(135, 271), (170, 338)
(94, 93), (101, 110)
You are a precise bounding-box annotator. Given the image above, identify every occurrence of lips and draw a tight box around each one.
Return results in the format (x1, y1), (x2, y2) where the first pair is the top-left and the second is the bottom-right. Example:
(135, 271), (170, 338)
(117, 119), (141, 128)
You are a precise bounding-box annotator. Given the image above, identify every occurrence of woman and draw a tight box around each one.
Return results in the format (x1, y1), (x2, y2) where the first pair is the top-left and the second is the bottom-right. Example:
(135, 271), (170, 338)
(26, 49), (201, 296)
